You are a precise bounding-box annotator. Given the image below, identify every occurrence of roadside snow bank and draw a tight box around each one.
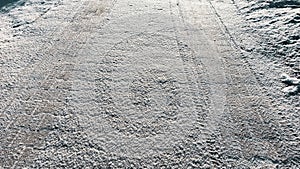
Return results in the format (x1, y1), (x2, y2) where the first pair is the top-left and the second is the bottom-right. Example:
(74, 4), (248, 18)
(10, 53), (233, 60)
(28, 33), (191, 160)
(238, 0), (300, 83)
(0, 0), (62, 42)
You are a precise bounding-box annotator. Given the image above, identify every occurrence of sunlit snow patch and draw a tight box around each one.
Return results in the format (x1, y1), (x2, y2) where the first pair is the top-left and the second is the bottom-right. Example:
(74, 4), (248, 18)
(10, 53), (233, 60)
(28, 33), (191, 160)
(281, 73), (300, 85)
(282, 85), (299, 94)
(280, 73), (300, 94)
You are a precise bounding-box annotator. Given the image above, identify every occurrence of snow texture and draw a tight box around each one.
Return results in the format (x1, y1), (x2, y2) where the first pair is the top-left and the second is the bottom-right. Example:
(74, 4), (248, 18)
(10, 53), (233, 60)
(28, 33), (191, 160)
(0, 0), (299, 168)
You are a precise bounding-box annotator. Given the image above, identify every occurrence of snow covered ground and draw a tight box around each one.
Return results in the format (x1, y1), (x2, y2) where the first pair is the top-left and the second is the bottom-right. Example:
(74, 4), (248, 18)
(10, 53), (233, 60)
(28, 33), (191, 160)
(0, 0), (299, 168)
(229, 2), (300, 168)
(236, 0), (300, 94)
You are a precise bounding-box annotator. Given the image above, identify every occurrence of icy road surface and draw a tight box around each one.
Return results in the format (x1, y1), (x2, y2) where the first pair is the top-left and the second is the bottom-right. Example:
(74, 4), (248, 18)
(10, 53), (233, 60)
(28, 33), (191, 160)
(0, 0), (299, 168)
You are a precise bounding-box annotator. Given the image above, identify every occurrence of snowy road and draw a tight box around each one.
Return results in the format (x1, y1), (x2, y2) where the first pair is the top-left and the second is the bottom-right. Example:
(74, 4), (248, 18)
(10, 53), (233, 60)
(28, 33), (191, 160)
(0, 0), (299, 168)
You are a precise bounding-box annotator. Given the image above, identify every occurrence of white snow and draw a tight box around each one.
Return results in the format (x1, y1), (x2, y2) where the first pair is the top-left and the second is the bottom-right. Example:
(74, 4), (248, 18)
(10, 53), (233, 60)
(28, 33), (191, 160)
(280, 73), (300, 85)
(282, 85), (299, 94)
(280, 73), (300, 94)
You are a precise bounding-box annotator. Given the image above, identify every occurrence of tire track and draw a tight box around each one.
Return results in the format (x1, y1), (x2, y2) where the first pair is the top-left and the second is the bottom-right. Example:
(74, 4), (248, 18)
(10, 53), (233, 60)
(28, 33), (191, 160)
(207, 0), (294, 167)
(27, 0), (118, 167)
(168, 0), (236, 167)
(1, 0), (88, 121)
(1, 0), (115, 167)
(169, 0), (282, 168)
(178, 0), (289, 167)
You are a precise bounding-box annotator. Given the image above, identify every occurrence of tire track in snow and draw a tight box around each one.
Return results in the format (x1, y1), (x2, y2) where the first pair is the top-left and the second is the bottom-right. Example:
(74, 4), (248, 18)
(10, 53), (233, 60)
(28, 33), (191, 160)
(1, 0), (115, 167)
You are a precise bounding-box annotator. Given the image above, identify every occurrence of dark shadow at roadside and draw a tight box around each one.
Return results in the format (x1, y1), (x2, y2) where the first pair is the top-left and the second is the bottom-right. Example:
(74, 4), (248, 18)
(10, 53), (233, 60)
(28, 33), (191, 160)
(0, 0), (20, 8)
(0, 0), (24, 12)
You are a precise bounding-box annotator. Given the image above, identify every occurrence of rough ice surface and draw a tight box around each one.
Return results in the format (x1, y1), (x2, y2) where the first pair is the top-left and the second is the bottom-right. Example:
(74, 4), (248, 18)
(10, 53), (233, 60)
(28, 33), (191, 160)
(0, 0), (299, 168)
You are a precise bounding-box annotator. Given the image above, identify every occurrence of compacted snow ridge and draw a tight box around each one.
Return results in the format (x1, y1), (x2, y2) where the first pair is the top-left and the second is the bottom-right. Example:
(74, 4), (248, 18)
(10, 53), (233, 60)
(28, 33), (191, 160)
(281, 73), (300, 94)
(0, 0), (299, 168)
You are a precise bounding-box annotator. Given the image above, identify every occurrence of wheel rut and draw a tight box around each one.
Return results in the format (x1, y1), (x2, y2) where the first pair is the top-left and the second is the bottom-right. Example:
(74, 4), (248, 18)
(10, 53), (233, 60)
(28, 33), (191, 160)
(0, 0), (115, 167)
(168, 0), (283, 167)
